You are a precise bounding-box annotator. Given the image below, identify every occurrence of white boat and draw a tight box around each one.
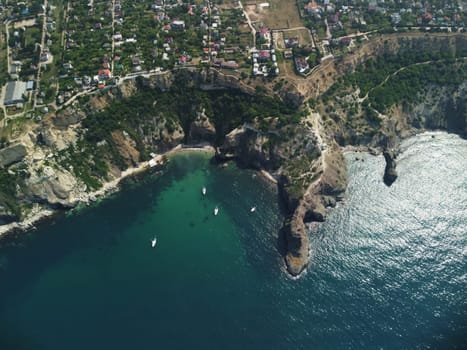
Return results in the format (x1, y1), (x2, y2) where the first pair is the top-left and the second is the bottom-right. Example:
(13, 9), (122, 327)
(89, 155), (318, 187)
(250, 206), (256, 212)
(151, 237), (157, 248)
(214, 206), (219, 216)
(202, 187), (206, 195)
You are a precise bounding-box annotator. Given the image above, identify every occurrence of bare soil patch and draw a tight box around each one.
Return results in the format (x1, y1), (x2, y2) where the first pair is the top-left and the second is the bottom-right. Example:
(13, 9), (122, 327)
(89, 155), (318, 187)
(244, 0), (302, 29)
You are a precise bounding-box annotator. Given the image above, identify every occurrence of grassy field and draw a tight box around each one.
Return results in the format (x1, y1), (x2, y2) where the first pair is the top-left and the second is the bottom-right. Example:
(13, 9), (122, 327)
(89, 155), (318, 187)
(283, 28), (314, 46)
(24, 26), (41, 48)
(0, 116), (31, 140)
(245, 0), (302, 29)
(279, 59), (299, 77)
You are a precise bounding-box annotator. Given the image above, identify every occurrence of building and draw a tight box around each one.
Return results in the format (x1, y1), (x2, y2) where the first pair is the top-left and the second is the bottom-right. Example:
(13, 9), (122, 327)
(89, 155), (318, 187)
(258, 50), (271, 62)
(4, 81), (27, 106)
(221, 61), (238, 70)
(258, 27), (270, 43)
(304, 1), (322, 15)
(171, 20), (185, 30)
(294, 56), (310, 74)
(213, 59), (239, 70)
(10, 61), (21, 75)
(98, 69), (112, 80)
(284, 37), (299, 48)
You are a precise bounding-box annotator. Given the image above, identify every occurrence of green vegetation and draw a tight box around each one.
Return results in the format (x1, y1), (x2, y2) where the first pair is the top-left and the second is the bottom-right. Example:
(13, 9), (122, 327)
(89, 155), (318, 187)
(368, 62), (466, 112)
(345, 50), (459, 97)
(324, 49), (466, 113)
(0, 168), (26, 218)
(58, 72), (300, 188)
(57, 142), (108, 191)
(283, 151), (321, 198)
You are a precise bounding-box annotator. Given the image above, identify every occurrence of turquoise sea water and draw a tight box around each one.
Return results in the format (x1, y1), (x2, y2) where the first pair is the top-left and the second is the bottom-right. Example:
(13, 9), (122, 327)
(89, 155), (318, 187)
(0, 133), (466, 349)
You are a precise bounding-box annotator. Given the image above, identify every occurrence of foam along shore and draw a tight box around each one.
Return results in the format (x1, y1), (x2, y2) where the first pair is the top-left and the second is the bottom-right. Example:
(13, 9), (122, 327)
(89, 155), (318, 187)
(0, 144), (216, 239)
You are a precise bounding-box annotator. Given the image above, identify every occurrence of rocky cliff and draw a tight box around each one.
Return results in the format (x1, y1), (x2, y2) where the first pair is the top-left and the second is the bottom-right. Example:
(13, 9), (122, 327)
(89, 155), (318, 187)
(215, 118), (348, 275)
(0, 32), (465, 278)
(382, 149), (398, 186)
(279, 32), (467, 275)
(301, 33), (467, 98)
(282, 143), (347, 275)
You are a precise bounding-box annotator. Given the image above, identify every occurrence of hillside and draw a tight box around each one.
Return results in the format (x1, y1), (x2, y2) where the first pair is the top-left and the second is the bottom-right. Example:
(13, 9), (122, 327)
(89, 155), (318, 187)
(0, 32), (466, 276)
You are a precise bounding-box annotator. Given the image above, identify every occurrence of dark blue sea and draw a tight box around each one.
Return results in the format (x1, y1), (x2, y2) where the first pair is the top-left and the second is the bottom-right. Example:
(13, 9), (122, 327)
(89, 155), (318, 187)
(0, 132), (465, 349)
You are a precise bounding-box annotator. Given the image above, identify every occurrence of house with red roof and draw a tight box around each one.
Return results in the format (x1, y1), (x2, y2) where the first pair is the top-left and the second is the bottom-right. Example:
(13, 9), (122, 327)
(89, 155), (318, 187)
(423, 13), (433, 23)
(304, 1), (321, 15)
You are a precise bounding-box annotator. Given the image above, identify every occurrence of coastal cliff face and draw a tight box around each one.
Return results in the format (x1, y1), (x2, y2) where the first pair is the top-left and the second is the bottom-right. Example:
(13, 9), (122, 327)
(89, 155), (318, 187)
(215, 120), (347, 276)
(283, 143), (347, 275)
(0, 68), (289, 233)
(303, 33), (467, 97)
(405, 82), (467, 136)
(0, 33), (465, 277)
(281, 32), (467, 275)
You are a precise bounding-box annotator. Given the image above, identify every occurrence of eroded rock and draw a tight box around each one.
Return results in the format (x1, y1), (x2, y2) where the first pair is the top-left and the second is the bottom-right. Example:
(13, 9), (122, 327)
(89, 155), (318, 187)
(383, 149), (397, 186)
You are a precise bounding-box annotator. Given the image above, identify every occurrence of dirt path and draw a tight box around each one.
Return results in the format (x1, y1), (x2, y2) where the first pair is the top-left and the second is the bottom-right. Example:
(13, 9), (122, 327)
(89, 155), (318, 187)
(238, 1), (256, 48)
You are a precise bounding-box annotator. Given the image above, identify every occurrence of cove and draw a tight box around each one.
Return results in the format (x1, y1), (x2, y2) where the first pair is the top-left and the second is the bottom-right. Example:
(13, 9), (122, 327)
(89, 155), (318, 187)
(0, 133), (466, 349)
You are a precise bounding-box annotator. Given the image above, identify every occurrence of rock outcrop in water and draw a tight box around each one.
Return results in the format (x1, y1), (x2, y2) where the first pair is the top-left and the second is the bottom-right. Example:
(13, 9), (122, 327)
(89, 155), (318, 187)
(0, 32), (466, 278)
(216, 122), (346, 275)
(383, 149), (398, 186)
(282, 144), (347, 275)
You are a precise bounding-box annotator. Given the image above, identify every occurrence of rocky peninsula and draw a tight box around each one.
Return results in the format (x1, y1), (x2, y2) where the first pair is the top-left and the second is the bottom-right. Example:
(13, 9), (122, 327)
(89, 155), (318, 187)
(0, 32), (466, 277)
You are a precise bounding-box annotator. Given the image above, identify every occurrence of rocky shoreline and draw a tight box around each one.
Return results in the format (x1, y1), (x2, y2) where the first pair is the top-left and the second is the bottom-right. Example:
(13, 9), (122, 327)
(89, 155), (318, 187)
(0, 32), (465, 278)
(281, 143), (347, 276)
(0, 145), (215, 240)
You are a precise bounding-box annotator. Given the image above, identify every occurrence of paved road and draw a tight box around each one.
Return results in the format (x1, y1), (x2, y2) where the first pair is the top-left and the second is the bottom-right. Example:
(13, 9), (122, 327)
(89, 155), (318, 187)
(1, 20), (12, 117)
(34, 0), (48, 110)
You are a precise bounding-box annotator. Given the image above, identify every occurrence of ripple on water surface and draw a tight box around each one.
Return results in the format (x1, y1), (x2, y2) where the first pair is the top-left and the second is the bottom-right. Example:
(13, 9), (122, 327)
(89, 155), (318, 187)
(0, 133), (466, 349)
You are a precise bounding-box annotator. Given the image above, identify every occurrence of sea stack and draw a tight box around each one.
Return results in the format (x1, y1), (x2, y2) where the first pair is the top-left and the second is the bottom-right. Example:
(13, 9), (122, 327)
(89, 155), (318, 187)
(383, 149), (398, 186)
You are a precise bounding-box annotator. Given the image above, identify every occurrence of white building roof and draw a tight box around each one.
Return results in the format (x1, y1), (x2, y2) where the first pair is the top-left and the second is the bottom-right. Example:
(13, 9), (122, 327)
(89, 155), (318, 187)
(4, 81), (27, 106)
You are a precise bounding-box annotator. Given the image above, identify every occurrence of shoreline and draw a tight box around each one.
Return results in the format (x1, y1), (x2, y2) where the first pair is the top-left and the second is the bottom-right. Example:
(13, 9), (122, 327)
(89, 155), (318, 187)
(260, 169), (278, 184)
(0, 144), (215, 240)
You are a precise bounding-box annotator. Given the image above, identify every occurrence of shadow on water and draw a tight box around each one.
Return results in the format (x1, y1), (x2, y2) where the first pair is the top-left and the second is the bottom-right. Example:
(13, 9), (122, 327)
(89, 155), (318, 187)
(206, 159), (287, 278)
(0, 136), (466, 349)
(275, 182), (292, 259)
(0, 322), (42, 350)
(276, 224), (289, 259)
(211, 157), (291, 259)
